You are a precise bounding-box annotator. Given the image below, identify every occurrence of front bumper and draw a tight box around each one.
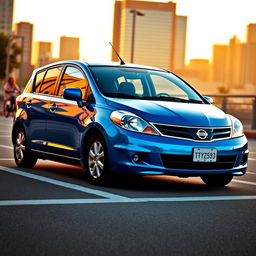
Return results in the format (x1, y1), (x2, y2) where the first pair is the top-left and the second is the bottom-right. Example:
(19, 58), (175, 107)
(106, 127), (248, 176)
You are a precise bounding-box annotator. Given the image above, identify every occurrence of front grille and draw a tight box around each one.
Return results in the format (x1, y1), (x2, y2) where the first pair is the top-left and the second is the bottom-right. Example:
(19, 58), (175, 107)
(161, 154), (237, 170)
(153, 123), (231, 141)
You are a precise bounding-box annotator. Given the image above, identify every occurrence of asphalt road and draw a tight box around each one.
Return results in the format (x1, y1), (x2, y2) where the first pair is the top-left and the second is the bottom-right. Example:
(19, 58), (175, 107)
(0, 115), (256, 256)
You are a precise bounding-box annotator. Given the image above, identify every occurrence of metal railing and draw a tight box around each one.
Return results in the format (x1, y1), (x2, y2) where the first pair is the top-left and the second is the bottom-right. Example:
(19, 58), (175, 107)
(208, 95), (256, 130)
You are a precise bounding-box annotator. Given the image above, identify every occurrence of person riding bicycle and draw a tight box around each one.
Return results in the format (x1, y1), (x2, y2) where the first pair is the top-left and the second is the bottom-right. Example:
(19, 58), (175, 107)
(3, 77), (21, 116)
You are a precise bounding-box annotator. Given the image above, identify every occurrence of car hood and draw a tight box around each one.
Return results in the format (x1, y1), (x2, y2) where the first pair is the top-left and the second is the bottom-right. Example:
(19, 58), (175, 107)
(106, 98), (231, 127)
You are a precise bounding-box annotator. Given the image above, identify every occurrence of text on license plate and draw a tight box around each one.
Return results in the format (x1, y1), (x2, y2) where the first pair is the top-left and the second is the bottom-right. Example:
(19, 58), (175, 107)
(193, 148), (217, 162)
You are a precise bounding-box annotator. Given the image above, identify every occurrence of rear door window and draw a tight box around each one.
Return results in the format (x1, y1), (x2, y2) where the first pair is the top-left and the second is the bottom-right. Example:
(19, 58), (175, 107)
(39, 66), (62, 95)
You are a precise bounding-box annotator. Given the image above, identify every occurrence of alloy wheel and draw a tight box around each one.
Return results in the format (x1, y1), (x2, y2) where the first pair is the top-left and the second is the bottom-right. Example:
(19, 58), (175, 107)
(88, 141), (105, 178)
(15, 131), (26, 164)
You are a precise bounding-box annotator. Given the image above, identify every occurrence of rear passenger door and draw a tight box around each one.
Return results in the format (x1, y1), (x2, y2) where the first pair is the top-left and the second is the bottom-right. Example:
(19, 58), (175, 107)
(27, 66), (62, 152)
(46, 65), (92, 159)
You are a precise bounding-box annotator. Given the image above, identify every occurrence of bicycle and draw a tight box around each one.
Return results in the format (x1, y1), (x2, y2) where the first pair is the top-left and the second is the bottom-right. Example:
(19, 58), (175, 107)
(3, 94), (17, 118)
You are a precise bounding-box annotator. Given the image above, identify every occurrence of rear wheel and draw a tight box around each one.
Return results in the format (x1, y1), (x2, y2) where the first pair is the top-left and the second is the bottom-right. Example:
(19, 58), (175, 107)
(85, 135), (110, 185)
(13, 127), (37, 168)
(201, 174), (233, 186)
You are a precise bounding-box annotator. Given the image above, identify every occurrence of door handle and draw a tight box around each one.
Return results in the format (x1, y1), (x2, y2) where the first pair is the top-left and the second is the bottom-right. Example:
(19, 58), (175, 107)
(49, 103), (57, 112)
(26, 100), (32, 108)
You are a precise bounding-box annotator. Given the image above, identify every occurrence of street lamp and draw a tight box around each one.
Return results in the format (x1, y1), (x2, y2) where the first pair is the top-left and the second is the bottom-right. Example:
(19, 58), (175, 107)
(129, 9), (145, 63)
(5, 34), (24, 85)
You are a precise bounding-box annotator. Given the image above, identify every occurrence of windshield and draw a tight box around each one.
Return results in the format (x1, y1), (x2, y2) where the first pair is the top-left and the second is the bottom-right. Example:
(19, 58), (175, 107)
(89, 67), (204, 104)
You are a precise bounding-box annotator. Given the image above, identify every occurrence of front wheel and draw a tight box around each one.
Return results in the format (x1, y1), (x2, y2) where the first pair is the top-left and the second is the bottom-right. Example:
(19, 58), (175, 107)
(201, 174), (233, 186)
(85, 135), (110, 185)
(13, 127), (37, 168)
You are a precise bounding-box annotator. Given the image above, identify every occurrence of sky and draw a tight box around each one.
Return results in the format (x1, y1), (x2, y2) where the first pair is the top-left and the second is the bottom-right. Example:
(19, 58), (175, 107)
(13, 0), (256, 63)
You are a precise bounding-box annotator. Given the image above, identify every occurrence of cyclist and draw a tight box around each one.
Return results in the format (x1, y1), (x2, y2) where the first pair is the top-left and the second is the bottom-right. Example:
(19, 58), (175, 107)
(3, 77), (21, 117)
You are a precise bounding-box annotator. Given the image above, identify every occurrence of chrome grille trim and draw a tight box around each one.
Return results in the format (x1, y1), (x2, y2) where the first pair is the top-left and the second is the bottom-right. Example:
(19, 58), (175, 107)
(150, 122), (232, 142)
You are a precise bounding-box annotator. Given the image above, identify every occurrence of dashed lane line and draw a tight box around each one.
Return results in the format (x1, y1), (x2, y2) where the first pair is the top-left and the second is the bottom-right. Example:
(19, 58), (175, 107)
(1, 195), (256, 206)
(246, 171), (256, 175)
(233, 179), (256, 186)
(0, 145), (12, 149)
(0, 166), (129, 201)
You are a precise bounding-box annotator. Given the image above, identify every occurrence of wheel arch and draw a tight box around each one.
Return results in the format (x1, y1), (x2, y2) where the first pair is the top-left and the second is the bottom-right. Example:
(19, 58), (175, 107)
(80, 123), (109, 167)
(12, 121), (26, 145)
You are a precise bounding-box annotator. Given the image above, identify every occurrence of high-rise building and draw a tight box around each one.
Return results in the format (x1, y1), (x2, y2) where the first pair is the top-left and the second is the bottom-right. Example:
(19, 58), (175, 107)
(59, 36), (80, 60)
(212, 44), (228, 83)
(112, 0), (187, 70)
(173, 15), (187, 70)
(16, 22), (33, 84)
(0, 0), (14, 35)
(241, 24), (256, 87)
(247, 23), (256, 43)
(225, 35), (242, 88)
(33, 41), (53, 67)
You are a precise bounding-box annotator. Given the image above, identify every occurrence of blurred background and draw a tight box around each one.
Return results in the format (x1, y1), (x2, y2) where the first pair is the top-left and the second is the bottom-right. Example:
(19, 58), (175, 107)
(1, 0), (256, 128)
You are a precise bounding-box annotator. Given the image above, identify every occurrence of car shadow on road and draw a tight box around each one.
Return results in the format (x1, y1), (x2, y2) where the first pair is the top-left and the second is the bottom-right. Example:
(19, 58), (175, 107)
(29, 161), (235, 195)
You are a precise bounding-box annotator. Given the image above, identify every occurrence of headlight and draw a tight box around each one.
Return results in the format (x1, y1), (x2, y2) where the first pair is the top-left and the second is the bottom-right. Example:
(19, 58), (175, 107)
(227, 114), (244, 138)
(110, 110), (159, 135)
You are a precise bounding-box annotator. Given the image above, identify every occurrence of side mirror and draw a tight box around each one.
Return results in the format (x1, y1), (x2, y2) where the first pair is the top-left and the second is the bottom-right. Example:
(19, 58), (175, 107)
(63, 88), (83, 107)
(204, 96), (214, 104)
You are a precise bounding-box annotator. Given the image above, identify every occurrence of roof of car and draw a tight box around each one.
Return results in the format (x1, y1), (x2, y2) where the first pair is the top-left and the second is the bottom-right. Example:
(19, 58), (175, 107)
(35, 60), (169, 73)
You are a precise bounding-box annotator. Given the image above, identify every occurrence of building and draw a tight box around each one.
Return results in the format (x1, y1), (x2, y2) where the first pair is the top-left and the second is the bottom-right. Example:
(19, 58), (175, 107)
(173, 15), (187, 70)
(212, 44), (228, 83)
(112, 0), (187, 70)
(15, 22), (33, 84)
(33, 41), (53, 68)
(187, 59), (210, 82)
(0, 0), (14, 35)
(59, 36), (80, 60)
(247, 23), (256, 43)
(240, 24), (256, 88)
(225, 35), (242, 89)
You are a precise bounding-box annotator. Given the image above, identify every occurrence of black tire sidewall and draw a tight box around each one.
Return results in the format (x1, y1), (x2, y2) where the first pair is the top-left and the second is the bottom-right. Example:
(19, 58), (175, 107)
(13, 127), (37, 168)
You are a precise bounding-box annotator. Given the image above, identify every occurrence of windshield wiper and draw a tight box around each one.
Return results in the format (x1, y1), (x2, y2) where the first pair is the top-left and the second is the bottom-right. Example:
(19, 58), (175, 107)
(141, 96), (203, 104)
(104, 93), (140, 99)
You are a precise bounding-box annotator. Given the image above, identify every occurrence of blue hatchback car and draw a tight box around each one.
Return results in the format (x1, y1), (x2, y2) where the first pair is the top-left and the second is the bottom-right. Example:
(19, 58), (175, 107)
(12, 61), (248, 186)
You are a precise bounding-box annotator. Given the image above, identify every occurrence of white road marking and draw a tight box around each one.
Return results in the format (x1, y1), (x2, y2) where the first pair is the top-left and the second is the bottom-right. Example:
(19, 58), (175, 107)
(1, 195), (256, 206)
(248, 158), (256, 161)
(0, 158), (13, 160)
(0, 145), (12, 149)
(233, 179), (256, 186)
(0, 166), (129, 201)
(0, 135), (11, 138)
(246, 171), (256, 175)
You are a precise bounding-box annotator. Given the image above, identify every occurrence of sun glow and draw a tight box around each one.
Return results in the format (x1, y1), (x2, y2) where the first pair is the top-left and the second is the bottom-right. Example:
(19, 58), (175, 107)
(13, 0), (256, 63)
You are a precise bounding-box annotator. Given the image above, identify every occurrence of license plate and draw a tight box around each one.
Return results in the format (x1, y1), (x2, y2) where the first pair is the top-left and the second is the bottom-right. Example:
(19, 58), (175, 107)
(193, 148), (217, 162)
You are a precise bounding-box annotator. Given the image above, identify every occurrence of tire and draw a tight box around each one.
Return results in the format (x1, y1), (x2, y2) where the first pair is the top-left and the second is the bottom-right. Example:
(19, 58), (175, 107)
(3, 106), (9, 118)
(85, 135), (110, 185)
(201, 174), (233, 186)
(13, 127), (37, 168)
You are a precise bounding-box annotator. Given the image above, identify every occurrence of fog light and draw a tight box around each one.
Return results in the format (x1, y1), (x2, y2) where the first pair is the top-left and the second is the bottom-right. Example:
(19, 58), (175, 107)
(241, 153), (248, 165)
(132, 154), (140, 163)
